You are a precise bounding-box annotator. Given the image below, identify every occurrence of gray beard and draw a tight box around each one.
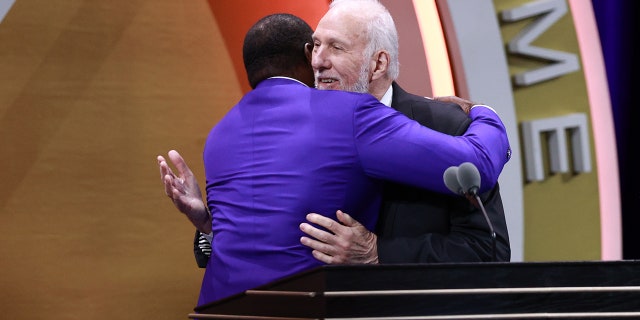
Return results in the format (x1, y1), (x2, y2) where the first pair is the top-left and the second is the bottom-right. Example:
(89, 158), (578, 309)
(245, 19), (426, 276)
(316, 64), (370, 94)
(344, 65), (370, 93)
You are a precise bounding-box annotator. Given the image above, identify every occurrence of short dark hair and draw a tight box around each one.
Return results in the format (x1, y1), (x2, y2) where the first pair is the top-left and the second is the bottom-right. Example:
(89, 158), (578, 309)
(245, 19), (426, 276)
(242, 13), (313, 88)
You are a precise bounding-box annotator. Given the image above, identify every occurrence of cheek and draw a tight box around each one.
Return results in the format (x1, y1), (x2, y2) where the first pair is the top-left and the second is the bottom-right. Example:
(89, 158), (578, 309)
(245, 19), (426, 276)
(336, 60), (361, 83)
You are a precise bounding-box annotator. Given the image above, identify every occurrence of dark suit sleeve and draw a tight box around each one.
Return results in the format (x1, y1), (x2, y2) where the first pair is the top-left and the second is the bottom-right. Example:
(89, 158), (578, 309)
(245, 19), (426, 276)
(376, 183), (511, 263)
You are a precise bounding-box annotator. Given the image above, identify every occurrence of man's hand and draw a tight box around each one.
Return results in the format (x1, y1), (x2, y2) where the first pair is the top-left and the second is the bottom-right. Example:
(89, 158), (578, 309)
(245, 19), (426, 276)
(299, 210), (378, 264)
(157, 150), (211, 233)
(433, 95), (477, 115)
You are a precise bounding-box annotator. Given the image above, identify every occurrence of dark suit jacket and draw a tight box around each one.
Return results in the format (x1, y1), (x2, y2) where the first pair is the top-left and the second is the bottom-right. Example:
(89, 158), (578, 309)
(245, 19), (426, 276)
(376, 82), (510, 263)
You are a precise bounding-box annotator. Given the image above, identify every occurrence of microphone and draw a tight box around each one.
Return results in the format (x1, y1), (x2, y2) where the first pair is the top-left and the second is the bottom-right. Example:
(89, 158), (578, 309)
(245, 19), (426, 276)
(444, 163), (497, 262)
(443, 166), (463, 195)
(457, 162), (481, 196)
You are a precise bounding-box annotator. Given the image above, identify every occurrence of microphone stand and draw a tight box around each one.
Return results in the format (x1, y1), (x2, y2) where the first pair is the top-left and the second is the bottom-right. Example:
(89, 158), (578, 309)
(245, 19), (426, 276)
(467, 193), (497, 262)
(447, 163), (498, 262)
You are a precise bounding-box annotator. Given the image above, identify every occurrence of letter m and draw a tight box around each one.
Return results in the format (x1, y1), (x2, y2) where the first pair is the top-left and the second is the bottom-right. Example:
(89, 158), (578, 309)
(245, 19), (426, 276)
(501, 0), (580, 86)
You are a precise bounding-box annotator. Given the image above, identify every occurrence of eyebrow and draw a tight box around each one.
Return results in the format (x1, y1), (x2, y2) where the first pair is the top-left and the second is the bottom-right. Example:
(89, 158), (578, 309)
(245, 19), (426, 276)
(312, 34), (349, 48)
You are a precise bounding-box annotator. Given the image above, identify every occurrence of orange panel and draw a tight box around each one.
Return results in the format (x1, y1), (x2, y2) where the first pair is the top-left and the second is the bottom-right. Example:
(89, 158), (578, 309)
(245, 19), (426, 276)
(207, 0), (330, 93)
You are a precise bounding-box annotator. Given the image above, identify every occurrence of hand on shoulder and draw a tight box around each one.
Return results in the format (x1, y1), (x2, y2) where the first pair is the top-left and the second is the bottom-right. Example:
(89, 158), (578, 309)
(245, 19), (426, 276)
(432, 95), (478, 115)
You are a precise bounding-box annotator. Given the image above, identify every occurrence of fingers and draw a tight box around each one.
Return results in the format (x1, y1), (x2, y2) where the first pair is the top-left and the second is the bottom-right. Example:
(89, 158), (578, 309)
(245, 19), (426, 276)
(157, 155), (168, 181)
(157, 155), (166, 167)
(300, 212), (350, 264)
(302, 211), (357, 239)
(300, 235), (329, 252)
(158, 155), (175, 198)
(168, 149), (193, 178)
(162, 174), (172, 197)
(159, 160), (173, 179)
(433, 95), (462, 105)
(300, 235), (339, 264)
(433, 95), (475, 115)
(299, 221), (334, 243)
(158, 152), (180, 184)
(163, 174), (180, 198)
(310, 247), (334, 264)
(159, 156), (179, 187)
(161, 164), (188, 198)
(158, 150), (188, 188)
(299, 213), (342, 259)
(304, 213), (342, 232)
(335, 210), (360, 227)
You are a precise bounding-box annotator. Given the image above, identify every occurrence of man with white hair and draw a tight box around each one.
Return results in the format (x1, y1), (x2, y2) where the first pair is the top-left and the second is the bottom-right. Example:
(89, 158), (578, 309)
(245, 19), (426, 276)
(298, 0), (510, 264)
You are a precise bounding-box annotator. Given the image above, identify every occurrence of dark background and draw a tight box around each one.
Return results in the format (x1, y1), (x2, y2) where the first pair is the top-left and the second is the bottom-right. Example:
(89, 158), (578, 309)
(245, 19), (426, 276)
(592, 0), (640, 259)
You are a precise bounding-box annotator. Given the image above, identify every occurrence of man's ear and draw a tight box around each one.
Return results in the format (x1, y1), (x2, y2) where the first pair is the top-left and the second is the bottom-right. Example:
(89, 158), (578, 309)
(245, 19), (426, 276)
(304, 43), (313, 62)
(370, 50), (389, 81)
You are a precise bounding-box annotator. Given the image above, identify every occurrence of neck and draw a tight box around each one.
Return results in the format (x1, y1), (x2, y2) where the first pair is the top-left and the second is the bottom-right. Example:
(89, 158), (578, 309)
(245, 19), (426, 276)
(368, 79), (393, 101)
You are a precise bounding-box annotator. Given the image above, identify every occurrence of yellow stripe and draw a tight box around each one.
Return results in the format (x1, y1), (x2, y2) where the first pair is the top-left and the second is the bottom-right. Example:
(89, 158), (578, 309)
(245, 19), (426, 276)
(412, 0), (455, 96)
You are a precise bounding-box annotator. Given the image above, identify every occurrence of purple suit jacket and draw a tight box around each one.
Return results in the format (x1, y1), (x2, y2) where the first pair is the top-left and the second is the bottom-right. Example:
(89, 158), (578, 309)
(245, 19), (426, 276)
(198, 77), (510, 305)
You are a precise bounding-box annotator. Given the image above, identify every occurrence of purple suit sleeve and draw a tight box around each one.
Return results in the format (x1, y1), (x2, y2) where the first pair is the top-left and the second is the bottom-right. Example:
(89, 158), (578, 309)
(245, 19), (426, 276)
(354, 96), (510, 194)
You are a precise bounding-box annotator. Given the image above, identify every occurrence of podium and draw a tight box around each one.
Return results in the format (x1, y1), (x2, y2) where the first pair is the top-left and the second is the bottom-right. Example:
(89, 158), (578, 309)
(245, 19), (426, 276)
(190, 260), (640, 319)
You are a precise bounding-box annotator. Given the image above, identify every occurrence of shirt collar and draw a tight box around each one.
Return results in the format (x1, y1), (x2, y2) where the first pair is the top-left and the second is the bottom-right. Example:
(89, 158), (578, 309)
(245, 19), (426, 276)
(268, 76), (309, 87)
(380, 85), (393, 107)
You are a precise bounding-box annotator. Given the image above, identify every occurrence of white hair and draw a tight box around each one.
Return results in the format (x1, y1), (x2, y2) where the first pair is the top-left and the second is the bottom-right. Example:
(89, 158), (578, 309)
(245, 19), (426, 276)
(329, 0), (400, 80)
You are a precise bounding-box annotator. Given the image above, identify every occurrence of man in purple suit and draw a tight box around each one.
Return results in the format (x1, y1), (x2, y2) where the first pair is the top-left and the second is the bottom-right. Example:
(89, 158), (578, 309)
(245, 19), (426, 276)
(158, 13), (510, 306)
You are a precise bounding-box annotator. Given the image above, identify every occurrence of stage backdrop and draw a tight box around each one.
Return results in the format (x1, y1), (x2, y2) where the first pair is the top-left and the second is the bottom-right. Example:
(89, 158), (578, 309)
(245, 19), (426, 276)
(0, 0), (623, 319)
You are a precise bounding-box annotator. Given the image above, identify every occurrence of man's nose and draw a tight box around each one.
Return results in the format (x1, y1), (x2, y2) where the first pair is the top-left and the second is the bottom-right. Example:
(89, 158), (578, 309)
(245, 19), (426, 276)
(311, 46), (330, 70)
